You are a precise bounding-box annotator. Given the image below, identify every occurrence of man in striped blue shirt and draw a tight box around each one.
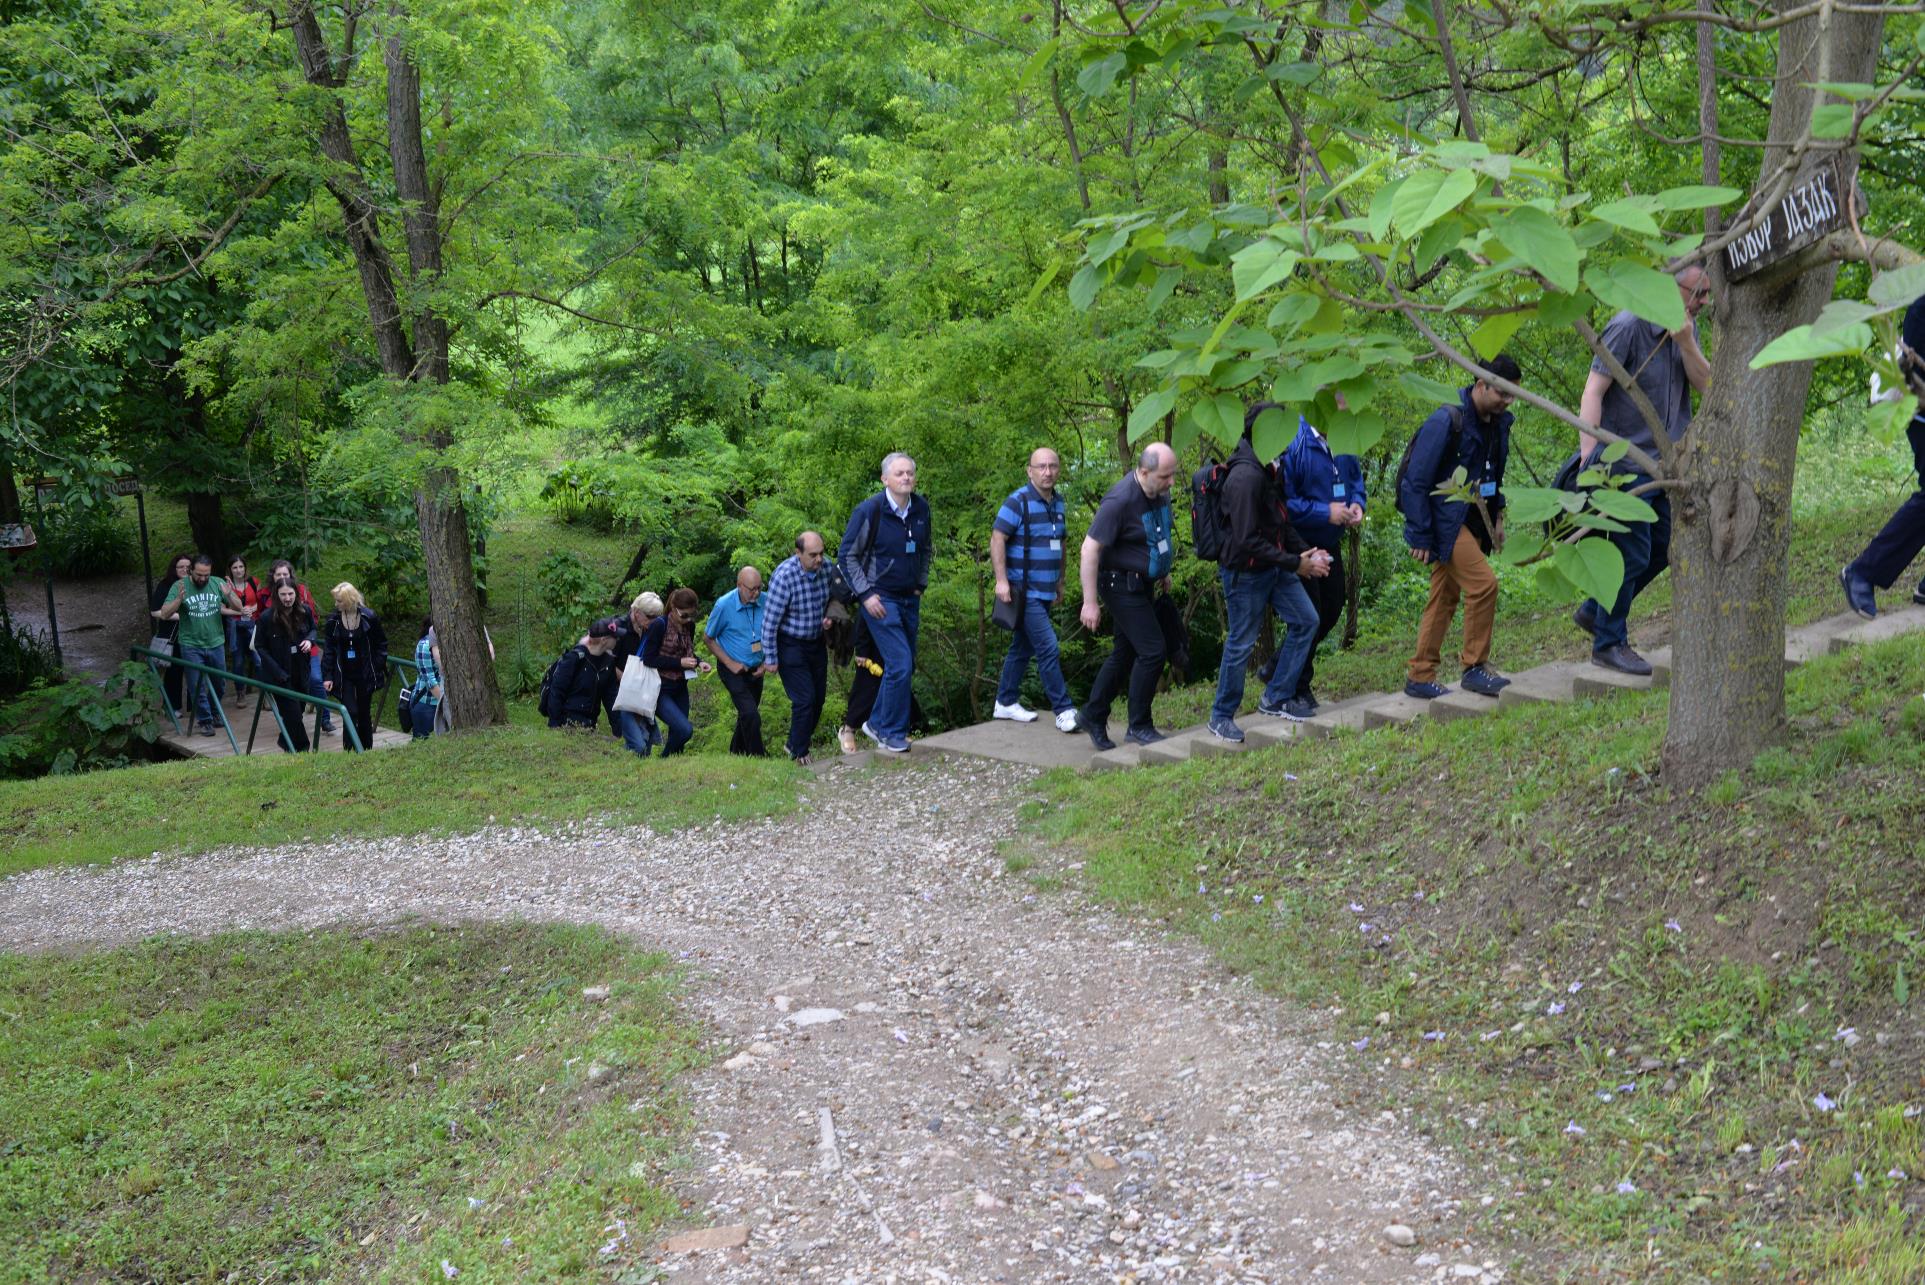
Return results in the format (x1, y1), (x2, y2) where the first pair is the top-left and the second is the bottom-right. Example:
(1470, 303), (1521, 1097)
(761, 531), (833, 762)
(990, 448), (1080, 732)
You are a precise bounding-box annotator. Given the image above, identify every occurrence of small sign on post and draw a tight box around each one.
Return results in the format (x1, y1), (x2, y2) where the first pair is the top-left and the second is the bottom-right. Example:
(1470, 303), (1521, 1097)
(1723, 159), (1859, 281)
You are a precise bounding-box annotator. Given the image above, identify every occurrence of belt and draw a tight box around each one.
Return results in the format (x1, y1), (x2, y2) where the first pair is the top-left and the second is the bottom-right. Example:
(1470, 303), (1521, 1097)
(1098, 569), (1151, 592)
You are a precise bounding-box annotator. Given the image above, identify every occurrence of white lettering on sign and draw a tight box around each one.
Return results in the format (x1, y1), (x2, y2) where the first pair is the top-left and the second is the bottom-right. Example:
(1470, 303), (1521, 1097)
(1724, 164), (1848, 279)
(1725, 220), (1774, 272)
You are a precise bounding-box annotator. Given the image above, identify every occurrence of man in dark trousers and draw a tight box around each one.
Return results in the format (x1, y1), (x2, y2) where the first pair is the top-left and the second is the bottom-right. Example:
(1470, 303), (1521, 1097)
(839, 453), (930, 754)
(1077, 442), (1178, 750)
(1841, 293), (1925, 618)
(1208, 404), (1330, 744)
(1278, 409), (1365, 710)
(761, 531), (832, 763)
(1400, 355), (1522, 701)
(704, 565), (768, 757)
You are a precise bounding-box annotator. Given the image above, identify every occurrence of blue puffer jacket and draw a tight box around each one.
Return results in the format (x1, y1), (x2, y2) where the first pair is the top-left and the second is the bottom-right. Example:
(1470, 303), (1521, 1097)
(1397, 386), (1512, 563)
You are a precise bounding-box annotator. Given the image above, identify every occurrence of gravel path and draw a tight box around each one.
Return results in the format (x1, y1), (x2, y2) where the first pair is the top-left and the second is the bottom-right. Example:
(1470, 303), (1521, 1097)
(0, 757), (1506, 1283)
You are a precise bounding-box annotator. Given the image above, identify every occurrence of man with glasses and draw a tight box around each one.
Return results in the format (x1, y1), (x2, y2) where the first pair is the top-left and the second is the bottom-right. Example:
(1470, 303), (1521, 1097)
(762, 531), (834, 763)
(990, 447), (1079, 732)
(1572, 265), (1713, 675)
(705, 565), (768, 757)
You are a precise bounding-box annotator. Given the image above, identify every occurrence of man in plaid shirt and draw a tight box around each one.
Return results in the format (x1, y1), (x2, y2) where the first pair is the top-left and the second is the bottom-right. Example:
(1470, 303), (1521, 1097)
(762, 530), (834, 762)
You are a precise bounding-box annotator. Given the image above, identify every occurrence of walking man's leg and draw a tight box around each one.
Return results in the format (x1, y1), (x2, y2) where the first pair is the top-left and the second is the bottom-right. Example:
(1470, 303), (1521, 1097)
(1262, 572), (1321, 709)
(1449, 528), (1499, 673)
(1211, 568), (1267, 722)
(1025, 599), (1075, 716)
(1296, 545), (1345, 701)
(1407, 561), (1462, 687)
(867, 597), (915, 740)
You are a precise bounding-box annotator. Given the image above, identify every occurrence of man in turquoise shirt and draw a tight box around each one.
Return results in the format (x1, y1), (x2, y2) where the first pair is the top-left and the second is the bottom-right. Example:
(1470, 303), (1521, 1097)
(704, 566), (768, 757)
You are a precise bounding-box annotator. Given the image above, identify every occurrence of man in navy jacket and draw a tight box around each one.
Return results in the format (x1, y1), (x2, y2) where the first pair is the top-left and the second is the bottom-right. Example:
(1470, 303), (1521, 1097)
(1841, 293), (1925, 618)
(1278, 413), (1365, 708)
(839, 452), (930, 753)
(1398, 355), (1520, 700)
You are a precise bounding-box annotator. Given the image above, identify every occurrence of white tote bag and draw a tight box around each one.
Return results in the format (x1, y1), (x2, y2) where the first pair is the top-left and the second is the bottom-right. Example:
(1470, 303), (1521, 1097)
(612, 654), (661, 717)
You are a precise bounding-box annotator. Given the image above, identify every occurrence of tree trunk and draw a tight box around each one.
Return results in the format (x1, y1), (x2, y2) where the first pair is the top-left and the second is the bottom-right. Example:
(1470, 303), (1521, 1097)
(1660, 8), (1884, 785)
(184, 490), (227, 564)
(417, 466), (503, 727)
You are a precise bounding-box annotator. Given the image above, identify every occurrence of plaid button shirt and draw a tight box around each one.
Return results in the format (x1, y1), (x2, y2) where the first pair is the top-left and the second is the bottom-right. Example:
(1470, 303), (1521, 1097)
(761, 554), (829, 657)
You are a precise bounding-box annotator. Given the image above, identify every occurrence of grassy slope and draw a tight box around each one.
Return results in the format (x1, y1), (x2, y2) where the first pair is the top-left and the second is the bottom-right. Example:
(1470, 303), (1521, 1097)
(1035, 633), (1925, 1280)
(0, 923), (699, 1284)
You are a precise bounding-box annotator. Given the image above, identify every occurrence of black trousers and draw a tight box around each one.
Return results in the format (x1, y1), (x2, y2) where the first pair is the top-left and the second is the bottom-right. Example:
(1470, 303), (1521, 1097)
(273, 691), (312, 753)
(1295, 543), (1346, 699)
(717, 664), (767, 757)
(1080, 572), (1165, 733)
(843, 618), (882, 732)
(334, 680), (374, 752)
(777, 634), (828, 758)
(1849, 418), (1925, 589)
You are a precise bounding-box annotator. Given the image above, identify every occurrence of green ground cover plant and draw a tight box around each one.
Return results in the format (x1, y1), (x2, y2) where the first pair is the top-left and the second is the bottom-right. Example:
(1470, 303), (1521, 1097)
(0, 723), (800, 877)
(0, 923), (700, 1283)
(1034, 635), (1925, 1280)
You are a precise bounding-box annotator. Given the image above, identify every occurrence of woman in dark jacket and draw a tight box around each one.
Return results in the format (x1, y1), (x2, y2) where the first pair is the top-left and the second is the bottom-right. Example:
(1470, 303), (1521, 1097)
(547, 620), (620, 730)
(320, 581), (388, 751)
(148, 552), (193, 719)
(252, 580), (318, 752)
(641, 587), (711, 756)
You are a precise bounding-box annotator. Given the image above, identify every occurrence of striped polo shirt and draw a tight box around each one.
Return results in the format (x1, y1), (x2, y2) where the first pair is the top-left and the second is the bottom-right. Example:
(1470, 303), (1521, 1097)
(993, 484), (1067, 601)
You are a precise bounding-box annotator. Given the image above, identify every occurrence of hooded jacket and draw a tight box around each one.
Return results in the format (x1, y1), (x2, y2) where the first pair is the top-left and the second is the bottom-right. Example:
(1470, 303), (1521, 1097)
(1218, 438), (1310, 572)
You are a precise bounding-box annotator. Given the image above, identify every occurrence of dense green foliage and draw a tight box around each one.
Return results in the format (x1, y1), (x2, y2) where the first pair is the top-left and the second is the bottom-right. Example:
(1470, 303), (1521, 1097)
(0, 662), (160, 778)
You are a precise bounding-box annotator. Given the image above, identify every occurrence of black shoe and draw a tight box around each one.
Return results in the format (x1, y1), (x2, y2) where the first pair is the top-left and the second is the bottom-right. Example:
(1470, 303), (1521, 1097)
(1256, 699), (1288, 718)
(1592, 643), (1653, 676)
(1839, 565), (1877, 620)
(1914, 579), (1925, 607)
(1293, 690), (1320, 712)
(1084, 720), (1115, 752)
(1461, 664), (1511, 697)
(1279, 697), (1315, 721)
(1572, 602), (1598, 637)
(1403, 680), (1449, 700)
(1125, 725), (1166, 746)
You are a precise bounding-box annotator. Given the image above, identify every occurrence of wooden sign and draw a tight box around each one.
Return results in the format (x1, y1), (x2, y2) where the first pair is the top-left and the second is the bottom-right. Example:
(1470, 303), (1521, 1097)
(1723, 159), (1856, 281)
(29, 474), (141, 499)
(108, 476), (142, 496)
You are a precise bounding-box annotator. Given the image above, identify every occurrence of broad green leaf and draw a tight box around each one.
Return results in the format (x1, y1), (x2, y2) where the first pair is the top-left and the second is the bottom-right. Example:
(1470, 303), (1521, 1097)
(1272, 355), (1364, 401)
(1211, 392), (1245, 439)
(1025, 259), (1062, 306)
(1147, 267), (1182, 313)
(1748, 322), (1874, 369)
(1398, 370), (1462, 404)
(1502, 487), (1570, 523)
(1077, 52), (1128, 96)
(1393, 167), (1477, 239)
(1267, 60), (1321, 86)
(1127, 386), (1177, 438)
(1651, 184), (1743, 211)
(1250, 406), (1293, 459)
(1171, 409), (1201, 455)
(1538, 290), (1593, 328)
(1491, 205), (1581, 293)
(1555, 537), (1626, 605)
(1809, 103), (1856, 139)
(1589, 198), (1661, 236)
(1412, 216), (1462, 276)
(1868, 393), (1919, 445)
(1469, 310), (1527, 360)
(1135, 349), (1184, 369)
(1586, 259), (1685, 331)
(1067, 263), (1102, 312)
(1811, 299), (1880, 334)
(1088, 225), (1132, 267)
(1214, 359), (1265, 389)
(1267, 293), (1320, 333)
(1189, 398), (1225, 444)
(1809, 80), (1879, 101)
(1230, 239), (1301, 300)
(1430, 140), (1492, 166)
(1601, 439), (1631, 463)
(1585, 489), (1659, 523)
(1323, 407), (1386, 457)
(1018, 37), (1061, 90)
(1318, 155), (1387, 211)
(1869, 262), (1925, 309)
(1369, 179), (1403, 242)
(1572, 513), (1632, 534)
(1312, 241), (1361, 262)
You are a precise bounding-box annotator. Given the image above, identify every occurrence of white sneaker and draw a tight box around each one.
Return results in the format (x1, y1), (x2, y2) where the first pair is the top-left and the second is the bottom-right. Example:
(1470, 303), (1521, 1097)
(992, 701), (1038, 722)
(1054, 709), (1080, 733)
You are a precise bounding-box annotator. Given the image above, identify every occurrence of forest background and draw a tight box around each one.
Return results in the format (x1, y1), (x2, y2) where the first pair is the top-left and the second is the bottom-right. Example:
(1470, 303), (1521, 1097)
(2, 0), (1922, 743)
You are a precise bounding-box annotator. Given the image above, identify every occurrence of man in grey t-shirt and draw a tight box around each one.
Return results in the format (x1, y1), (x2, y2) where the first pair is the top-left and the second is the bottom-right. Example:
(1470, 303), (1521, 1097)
(1572, 265), (1712, 675)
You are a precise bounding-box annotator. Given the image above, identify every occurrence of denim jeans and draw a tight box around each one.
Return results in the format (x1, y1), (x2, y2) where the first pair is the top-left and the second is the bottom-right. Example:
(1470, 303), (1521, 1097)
(1848, 417), (1925, 588)
(225, 616), (255, 678)
(775, 634), (828, 759)
(180, 644), (225, 726)
(995, 596), (1072, 713)
(655, 681), (693, 756)
(617, 709), (659, 758)
(311, 652), (332, 727)
(1587, 484), (1672, 651)
(866, 593), (920, 739)
(409, 699), (438, 739)
(1212, 566), (1318, 721)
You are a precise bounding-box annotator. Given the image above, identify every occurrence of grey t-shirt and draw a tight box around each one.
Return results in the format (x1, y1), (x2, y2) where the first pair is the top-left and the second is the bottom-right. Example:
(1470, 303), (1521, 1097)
(1592, 310), (1694, 463)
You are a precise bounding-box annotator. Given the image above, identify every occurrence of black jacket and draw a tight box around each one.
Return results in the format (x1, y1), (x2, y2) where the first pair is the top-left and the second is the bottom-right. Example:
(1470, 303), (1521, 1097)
(547, 644), (618, 728)
(253, 607), (318, 690)
(1218, 438), (1310, 572)
(321, 608), (389, 689)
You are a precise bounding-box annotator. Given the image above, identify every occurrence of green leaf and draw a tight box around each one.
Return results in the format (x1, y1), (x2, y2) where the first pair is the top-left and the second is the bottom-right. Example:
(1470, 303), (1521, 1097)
(1586, 489), (1659, 523)
(1586, 259), (1686, 331)
(1147, 267), (1182, 313)
(1211, 392), (1245, 440)
(1077, 52), (1128, 97)
(1230, 239), (1301, 300)
(1018, 37), (1061, 90)
(1555, 537), (1626, 606)
(1589, 198), (1661, 236)
(1266, 60), (1321, 86)
(1502, 487), (1571, 523)
(1601, 439), (1631, 464)
(1127, 386), (1176, 439)
(1267, 293), (1320, 333)
(1250, 406), (1294, 459)
(1811, 299), (1880, 334)
(1392, 167), (1477, 239)
(1809, 103), (1856, 139)
(1135, 349), (1184, 369)
(1088, 225), (1132, 267)
(1868, 393), (1919, 445)
(1369, 179), (1403, 241)
(1537, 290), (1593, 328)
(1572, 513), (1632, 534)
(1748, 322), (1873, 369)
(1491, 205), (1581, 293)
(1068, 263), (1102, 312)
(1869, 262), (1925, 309)
(1024, 259), (1062, 306)
(1412, 216), (1462, 276)
(1324, 408), (1385, 457)
(1651, 184), (1743, 211)
(1189, 397), (1225, 444)
(1469, 310), (1527, 360)
(1398, 370), (1462, 404)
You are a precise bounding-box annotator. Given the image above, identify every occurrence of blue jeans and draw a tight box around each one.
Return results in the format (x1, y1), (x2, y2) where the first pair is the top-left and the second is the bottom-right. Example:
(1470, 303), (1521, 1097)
(866, 594), (920, 739)
(1588, 485), (1672, 651)
(180, 644), (225, 726)
(655, 682), (693, 756)
(225, 616), (254, 678)
(1848, 418), (1925, 588)
(410, 699), (438, 739)
(617, 709), (659, 757)
(775, 634), (828, 759)
(1212, 567), (1318, 721)
(311, 652), (332, 727)
(995, 597), (1072, 712)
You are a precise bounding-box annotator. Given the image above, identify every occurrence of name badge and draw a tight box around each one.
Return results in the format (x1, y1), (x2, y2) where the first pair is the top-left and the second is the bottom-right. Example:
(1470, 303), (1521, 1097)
(904, 539), (917, 553)
(750, 641), (763, 652)
(346, 646), (357, 659)
(1048, 538), (1061, 551)
(1332, 483), (1346, 498)
(1479, 481), (1497, 497)
(1156, 538), (1171, 554)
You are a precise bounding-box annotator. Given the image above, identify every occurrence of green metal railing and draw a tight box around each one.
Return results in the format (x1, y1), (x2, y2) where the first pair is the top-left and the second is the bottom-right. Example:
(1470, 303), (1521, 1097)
(132, 645), (365, 754)
(377, 653), (422, 731)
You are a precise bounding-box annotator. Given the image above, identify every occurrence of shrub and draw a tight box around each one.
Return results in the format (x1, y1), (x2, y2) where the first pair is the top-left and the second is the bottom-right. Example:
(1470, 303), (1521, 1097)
(536, 549), (610, 650)
(0, 662), (162, 778)
(38, 500), (130, 577)
(0, 604), (62, 700)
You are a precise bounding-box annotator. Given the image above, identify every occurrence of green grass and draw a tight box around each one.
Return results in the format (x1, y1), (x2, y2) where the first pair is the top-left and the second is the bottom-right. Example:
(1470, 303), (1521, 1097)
(0, 923), (701, 1283)
(1034, 633), (1925, 1280)
(0, 723), (802, 877)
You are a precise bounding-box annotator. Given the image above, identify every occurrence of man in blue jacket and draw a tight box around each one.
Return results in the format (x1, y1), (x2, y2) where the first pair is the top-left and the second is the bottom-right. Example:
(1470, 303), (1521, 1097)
(839, 452), (930, 753)
(1278, 413), (1365, 709)
(1399, 355), (1521, 700)
(1841, 293), (1925, 618)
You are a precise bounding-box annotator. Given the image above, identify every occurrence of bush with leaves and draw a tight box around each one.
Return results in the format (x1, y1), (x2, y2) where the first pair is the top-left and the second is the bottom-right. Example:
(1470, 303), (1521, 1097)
(0, 599), (63, 700)
(536, 550), (612, 651)
(0, 663), (163, 779)
(36, 499), (131, 577)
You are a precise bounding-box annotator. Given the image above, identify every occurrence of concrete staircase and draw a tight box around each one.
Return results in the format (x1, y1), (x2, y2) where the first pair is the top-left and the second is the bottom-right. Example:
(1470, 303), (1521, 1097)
(903, 606), (1925, 775)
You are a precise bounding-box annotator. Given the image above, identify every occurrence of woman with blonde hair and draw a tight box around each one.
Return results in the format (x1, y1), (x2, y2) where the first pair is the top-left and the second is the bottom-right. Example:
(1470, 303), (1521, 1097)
(601, 590), (665, 757)
(320, 582), (389, 751)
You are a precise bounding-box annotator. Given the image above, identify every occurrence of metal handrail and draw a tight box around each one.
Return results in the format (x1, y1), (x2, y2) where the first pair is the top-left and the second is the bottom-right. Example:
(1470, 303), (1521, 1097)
(377, 652), (422, 730)
(131, 644), (364, 754)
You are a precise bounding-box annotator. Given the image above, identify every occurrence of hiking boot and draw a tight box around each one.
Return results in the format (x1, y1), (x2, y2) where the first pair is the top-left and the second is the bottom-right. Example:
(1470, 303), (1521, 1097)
(838, 726), (859, 754)
(1084, 719), (1115, 752)
(992, 701), (1038, 722)
(1403, 680), (1449, 700)
(1840, 565), (1877, 620)
(1572, 601), (1599, 637)
(1208, 717), (1245, 743)
(1592, 643), (1653, 676)
(1279, 697), (1315, 721)
(1461, 664), (1511, 697)
(1293, 689), (1320, 712)
(1125, 725), (1167, 746)
(1054, 708), (1080, 733)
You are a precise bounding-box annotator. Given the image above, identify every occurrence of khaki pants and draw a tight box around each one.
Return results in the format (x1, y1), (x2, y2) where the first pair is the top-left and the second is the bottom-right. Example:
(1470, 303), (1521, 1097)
(1408, 526), (1496, 683)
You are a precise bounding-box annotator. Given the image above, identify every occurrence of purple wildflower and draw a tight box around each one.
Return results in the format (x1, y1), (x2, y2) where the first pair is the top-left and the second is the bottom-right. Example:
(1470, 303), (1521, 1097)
(1615, 1180), (1637, 1194)
(1352, 1037), (1370, 1051)
(1813, 1092), (1837, 1112)
(1664, 919), (1682, 933)
(1547, 1002), (1565, 1016)
(1568, 981), (1584, 994)
(1564, 1121), (1586, 1136)
(1423, 1030), (1446, 1042)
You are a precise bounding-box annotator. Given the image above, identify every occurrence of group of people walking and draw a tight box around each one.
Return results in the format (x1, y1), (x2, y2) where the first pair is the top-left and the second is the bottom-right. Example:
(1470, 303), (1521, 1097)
(147, 554), (430, 752)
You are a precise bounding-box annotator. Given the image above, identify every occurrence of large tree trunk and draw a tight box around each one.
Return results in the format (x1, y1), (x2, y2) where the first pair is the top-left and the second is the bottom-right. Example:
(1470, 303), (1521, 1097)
(184, 491), (227, 564)
(416, 466), (503, 727)
(1660, 7), (1885, 785)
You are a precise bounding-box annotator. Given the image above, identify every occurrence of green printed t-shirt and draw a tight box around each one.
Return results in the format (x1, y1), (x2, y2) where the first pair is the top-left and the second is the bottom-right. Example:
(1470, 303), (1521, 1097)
(169, 577), (228, 649)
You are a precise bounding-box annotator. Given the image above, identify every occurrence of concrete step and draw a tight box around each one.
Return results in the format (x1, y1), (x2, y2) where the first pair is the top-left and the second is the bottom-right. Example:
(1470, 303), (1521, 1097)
(1086, 744), (1144, 772)
(1571, 661), (1657, 699)
(1785, 610), (1864, 664)
(1241, 717), (1306, 748)
(1830, 604), (1925, 653)
(1360, 691), (1435, 730)
(1303, 694), (1378, 737)
(1430, 688), (1499, 722)
(1497, 661), (1586, 708)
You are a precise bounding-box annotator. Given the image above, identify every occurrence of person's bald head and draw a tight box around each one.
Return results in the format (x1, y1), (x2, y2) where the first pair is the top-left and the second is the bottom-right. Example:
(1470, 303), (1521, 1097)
(736, 566), (763, 602)
(1025, 447), (1062, 497)
(794, 530), (826, 570)
(1136, 442), (1178, 499)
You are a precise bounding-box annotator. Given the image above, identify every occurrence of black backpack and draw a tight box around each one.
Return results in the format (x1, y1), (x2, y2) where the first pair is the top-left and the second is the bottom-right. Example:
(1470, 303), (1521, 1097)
(1190, 459), (1233, 562)
(1392, 405), (1465, 517)
(536, 651), (570, 718)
